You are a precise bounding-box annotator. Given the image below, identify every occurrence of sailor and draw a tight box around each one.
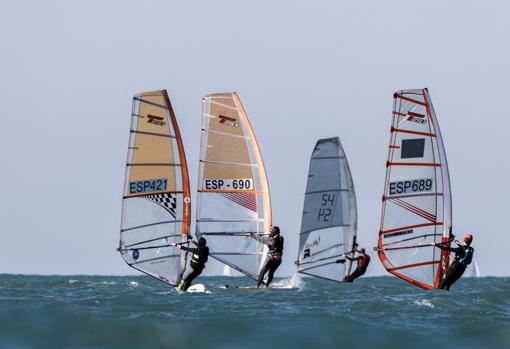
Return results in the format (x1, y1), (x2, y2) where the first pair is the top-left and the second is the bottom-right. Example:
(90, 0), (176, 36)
(336, 247), (370, 282)
(434, 233), (474, 291)
(172, 237), (209, 291)
(251, 226), (284, 288)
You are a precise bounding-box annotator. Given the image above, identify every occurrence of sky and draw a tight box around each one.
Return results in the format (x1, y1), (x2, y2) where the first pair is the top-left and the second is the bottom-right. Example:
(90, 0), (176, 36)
(1, 0), (509, 277)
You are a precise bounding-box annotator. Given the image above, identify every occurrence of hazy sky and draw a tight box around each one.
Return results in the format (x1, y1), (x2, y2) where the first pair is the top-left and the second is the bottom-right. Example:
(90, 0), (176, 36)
(1, 0), (509, 277)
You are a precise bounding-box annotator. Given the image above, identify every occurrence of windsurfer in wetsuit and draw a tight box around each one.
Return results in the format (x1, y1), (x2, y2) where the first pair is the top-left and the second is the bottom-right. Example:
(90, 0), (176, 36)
(252, 226), (284, 288)
(434, 233), (474, 291)
(171, 237), (209, 291)
(337, 248), (370, 282)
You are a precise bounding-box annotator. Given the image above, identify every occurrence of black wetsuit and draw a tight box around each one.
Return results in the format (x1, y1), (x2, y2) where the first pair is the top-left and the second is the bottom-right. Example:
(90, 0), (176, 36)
(180, 245), (209, 291)
(343, 254), (370, 283)
(254, 234), (284, 287)
(438, 244), (474, 291)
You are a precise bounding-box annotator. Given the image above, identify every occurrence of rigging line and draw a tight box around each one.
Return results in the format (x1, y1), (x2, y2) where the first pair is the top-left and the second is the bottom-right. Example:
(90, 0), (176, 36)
(311, 156), (345, 160)
(121, 243), (179, 251)
(208, 99), (238, 111)
(126, 163), (182, 167)
(298, 260), (344, 273)
(297, 270), (343, 284)
(296, 251), (352, 266)
(129, 254), (180, 266)
(300, 225), (350, 235)
(382, 233), (441, 246)
(133, 97), (167, 109)
(210, 252), (260, 256)
(385, 192), (443, 200)
(200, 232), (265, 236)
(124, 234), (183, 248)
(199, 159), (257, 167)
(121, 220), (183, 232)
(375, 243), (434, 252)
(197, 218), (264, 222)
(305, 189), (349, 195)
(130, 130), (176, 139)
(301, 243), (345, 259)
(201, 128), (250, 140)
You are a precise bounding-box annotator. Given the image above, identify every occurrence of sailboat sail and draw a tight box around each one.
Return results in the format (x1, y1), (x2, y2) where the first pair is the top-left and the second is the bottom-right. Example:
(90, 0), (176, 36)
(296, 137), (357, 282)
(196, 92), (271, 280)
(378, 88), (452, 290)
(119, 90), (191, 286)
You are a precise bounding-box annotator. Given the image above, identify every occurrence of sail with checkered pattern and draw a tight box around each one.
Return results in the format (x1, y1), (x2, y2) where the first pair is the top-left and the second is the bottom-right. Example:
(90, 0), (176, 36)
(196, 92), (271, 280)
(119, 90), (191, 286)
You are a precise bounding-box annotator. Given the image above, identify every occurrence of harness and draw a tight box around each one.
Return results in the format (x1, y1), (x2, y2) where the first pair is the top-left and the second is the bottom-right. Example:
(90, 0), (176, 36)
(458, 246), (474, 267)
(268, 235), (284, 261)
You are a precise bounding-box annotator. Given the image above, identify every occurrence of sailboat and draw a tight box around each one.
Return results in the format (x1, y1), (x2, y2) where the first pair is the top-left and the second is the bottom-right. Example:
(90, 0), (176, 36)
(295, 137), (357, 282)
(377, 88), (452, 290)
(118, 90), (191, 286)
(195, 92), (271, 280)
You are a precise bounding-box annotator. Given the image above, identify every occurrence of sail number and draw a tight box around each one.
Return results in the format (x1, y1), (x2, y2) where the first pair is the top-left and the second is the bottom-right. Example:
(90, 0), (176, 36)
(129, 178), (167, 194)
(318, 193), (335, 222)
(204, 178), (253, 190)
(389, 178), (433, 195)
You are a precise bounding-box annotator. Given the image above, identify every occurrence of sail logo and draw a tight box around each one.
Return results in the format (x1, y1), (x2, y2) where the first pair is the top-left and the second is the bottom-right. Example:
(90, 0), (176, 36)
(147, 114), (166, 126)
(406, 111), (427, 124)
(218, 115), (239, 127)
(304, 236), (320, 251)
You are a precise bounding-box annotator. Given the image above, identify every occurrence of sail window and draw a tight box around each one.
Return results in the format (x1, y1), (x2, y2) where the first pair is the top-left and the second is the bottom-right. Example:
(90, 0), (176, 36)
(401, 138), (425, 159)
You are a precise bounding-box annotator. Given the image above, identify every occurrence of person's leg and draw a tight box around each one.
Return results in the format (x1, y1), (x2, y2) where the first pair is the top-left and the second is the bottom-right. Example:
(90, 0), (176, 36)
(265, 259), (281, 287)
(257, 259), (270, 287)
(440, 263), (459, 290)
(178, 268), (194, 290)
(343, 268), (362, 282)
(445, 266), (466, 291)
(183, 268), (203, 291)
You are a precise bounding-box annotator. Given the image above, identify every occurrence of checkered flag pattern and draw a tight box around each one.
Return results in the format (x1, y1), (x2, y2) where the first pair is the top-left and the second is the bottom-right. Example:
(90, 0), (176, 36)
(143, 193), (177, 218)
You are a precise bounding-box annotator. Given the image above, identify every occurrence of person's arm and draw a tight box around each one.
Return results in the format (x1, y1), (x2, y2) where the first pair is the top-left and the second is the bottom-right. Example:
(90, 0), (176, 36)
(346, 256), (359, 261)
(180, 246), (197, 253)
(434, 243), (460, 253)
(251, 233), (270, 245)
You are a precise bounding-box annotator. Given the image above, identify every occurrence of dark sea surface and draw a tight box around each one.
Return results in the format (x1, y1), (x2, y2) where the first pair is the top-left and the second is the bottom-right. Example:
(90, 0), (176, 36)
(0, 274), (508, 349)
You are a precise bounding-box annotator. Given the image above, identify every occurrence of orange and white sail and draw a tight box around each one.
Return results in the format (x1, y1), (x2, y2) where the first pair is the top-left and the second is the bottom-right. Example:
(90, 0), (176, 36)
(378, 88), (452, 290)
(119, 90), (191, 286)
(196, 92), (271, 280)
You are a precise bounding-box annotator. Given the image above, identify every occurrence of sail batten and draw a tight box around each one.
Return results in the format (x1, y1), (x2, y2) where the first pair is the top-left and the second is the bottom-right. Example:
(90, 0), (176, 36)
(296, 137), (357, 282)
(378, 88), (452, 290)
(119, 90), (191, 286)
(196, 92), (271, 280)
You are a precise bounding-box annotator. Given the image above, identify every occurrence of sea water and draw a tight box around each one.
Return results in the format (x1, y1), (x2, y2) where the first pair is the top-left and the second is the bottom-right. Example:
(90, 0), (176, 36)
(0, 274), (508, 349)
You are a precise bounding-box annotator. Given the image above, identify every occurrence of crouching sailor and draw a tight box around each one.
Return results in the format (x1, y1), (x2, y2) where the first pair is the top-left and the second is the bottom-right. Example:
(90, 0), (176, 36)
(172, 237), (209, 291)
(336, 247), (371, 282)
(251, 226), (284, 288)
(434, 233), (474, 291)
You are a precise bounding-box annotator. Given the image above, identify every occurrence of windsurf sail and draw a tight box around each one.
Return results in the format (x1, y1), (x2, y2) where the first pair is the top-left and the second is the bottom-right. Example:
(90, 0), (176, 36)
(377, 88), (452, 290)
(196, 92), (271, 280)
(119, 90), (191, 286)
(296, 137), (357, 282)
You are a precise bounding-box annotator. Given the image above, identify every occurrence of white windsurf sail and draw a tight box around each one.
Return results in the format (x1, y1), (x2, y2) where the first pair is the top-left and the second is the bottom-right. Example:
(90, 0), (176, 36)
(296, 137), (357, 282)
(119, 90), (191, 286)
(377, 88), (451, 290)
(196, 92), (271, 280)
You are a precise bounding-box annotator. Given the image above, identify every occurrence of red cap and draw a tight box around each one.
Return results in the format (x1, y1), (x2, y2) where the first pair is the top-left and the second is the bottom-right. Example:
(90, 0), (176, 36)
(464, 233), (473, 244)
